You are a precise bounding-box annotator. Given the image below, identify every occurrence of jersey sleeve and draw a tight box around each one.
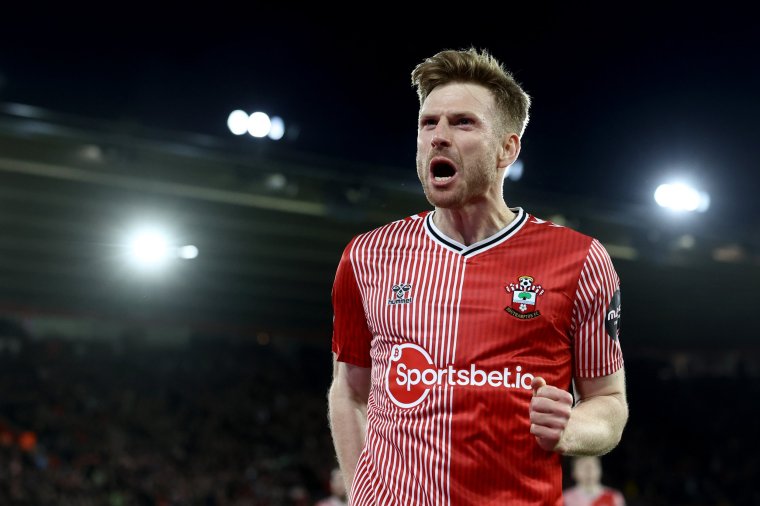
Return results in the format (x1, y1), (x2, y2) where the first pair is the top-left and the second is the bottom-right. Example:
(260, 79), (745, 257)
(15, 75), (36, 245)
(331, 238), (372, 367)
(570, 238), (624, 378)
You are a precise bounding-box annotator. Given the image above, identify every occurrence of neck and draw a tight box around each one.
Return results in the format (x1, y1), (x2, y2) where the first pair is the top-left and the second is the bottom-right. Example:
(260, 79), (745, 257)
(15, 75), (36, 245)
(432, 198), (515, 246)
(581, 483), (602, 495)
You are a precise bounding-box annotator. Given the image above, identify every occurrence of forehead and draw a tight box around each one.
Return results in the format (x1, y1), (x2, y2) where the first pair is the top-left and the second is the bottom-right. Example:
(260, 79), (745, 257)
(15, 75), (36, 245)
(420, 82), (495, 116)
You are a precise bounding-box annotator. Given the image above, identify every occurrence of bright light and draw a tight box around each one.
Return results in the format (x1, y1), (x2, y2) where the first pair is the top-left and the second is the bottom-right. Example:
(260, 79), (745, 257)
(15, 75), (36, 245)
(506, 160), (524, 181)
(248, 112), (272, 138)
(129, 229), (170, 267)
(654, 183), (710, 212)
(265, 173), (287, 191)
(227, 110), (250, 136)
(178, 245), (199, 259)
(268, 116), (285, 140)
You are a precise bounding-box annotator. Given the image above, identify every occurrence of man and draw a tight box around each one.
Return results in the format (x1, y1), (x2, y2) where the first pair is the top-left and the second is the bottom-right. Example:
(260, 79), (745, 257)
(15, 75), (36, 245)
(563, 456), (626, 506)
(315, 467), (348, 506)
(328, 48), (628, 505)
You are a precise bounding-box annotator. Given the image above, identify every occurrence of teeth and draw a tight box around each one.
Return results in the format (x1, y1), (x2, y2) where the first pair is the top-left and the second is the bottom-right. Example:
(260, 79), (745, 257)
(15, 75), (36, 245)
(434, 176), (452, 182)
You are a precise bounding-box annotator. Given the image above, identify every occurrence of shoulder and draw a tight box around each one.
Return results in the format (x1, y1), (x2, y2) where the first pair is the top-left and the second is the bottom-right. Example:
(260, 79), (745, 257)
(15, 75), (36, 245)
(605, 487), (625, 498)
(523, 212), (594, 243)
(315, 499), (346, 506)
(519, 211), (601, 257)
(346, 211), (430, 248)
(374, 210), (431, 231)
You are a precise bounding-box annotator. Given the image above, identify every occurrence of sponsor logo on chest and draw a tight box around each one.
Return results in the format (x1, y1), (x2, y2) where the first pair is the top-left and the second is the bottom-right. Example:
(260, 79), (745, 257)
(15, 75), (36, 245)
(385, 343), (535, 409)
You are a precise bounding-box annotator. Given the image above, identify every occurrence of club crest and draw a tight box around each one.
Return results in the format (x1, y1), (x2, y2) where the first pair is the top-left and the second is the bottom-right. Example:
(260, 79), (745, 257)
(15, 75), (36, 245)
(505, 275), (544, 319)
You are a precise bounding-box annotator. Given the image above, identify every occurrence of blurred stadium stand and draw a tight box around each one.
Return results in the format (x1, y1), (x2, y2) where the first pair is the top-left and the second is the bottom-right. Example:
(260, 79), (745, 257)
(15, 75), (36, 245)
(0, 102), (757, 347)
(0, 102), (759, 505)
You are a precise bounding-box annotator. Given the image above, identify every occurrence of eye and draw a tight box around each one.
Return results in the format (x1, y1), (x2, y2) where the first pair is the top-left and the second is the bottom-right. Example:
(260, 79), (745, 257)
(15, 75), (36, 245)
(420, 118), (437, 127)
(456, 117), (474, 125)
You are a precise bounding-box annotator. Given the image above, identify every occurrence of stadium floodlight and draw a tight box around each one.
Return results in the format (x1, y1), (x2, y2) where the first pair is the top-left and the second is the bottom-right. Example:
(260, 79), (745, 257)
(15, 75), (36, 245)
(268, 116), (285, 140)
(128, 228), (171, 268)
(227, 110), (285, 140)
(248, 112), (272, 138)
(654, 182), (710, 212)
(178, 245), (199, 259)
(227, 110), (250, 136)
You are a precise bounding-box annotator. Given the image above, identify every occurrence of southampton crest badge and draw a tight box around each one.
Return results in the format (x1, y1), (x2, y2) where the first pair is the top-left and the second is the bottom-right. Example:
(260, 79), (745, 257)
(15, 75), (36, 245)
(505, 275), (544, 319)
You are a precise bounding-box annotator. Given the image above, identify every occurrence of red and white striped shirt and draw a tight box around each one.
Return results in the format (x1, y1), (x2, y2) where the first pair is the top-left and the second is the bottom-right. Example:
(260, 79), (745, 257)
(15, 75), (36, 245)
(332, 208), (624, 505)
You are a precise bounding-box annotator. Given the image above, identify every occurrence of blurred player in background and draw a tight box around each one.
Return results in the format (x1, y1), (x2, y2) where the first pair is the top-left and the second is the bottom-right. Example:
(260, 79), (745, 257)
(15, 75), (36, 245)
(315, 467), (347, 506)
(563, 456), (626, 506)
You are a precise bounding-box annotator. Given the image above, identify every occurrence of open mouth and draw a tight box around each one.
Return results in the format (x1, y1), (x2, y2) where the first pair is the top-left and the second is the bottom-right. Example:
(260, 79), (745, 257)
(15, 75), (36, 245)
(430, 158), (457, 183)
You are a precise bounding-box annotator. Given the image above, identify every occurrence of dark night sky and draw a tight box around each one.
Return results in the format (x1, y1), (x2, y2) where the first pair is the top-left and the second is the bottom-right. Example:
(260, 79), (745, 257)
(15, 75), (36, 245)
(1, 7), (758, 225)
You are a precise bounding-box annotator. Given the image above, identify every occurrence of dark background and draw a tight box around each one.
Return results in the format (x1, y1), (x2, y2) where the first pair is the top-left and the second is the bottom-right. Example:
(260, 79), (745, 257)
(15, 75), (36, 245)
(1, 7), (758, 222)
(0, 6), (758, 505)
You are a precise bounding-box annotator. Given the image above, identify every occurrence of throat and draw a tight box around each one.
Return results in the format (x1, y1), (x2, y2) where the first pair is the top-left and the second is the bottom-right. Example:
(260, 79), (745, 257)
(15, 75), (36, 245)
(432, 206), (516, 246)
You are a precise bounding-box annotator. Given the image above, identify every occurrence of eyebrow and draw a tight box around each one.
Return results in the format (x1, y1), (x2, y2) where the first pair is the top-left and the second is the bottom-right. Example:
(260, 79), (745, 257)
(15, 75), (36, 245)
(419, 111), (479, 120)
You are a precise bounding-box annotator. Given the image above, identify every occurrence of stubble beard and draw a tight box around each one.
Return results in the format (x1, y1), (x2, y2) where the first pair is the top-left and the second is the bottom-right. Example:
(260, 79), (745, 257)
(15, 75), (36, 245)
(416, 151), (498, 210)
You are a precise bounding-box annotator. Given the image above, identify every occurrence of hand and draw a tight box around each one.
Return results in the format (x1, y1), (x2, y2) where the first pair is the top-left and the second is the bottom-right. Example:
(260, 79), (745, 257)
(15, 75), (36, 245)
(529, 377), (573, 452)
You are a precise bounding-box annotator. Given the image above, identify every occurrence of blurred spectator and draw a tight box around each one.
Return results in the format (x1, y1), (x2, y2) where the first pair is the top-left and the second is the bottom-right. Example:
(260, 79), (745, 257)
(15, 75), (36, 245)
(315, 467), (347, 506)
(564, 456), (625, 506)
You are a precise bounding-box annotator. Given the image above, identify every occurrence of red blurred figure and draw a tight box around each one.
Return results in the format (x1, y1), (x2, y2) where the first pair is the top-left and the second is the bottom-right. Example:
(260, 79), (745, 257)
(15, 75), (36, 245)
(563, 456), (625, 506)
(315, 468), (347, 506)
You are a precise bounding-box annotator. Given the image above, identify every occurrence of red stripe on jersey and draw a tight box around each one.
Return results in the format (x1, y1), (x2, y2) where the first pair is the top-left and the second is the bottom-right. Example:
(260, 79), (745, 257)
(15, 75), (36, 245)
(331, 210), (624, 505)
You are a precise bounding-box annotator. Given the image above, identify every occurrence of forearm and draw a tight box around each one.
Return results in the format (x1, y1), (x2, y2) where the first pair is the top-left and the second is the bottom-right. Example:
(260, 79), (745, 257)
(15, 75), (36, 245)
(557, 393), (628, 456)
(328, 381), (368, 492)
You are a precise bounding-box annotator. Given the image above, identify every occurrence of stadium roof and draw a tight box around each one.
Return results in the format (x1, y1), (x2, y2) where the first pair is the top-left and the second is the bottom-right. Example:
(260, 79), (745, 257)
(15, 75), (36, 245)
(1, 8), (758, 223)
(0, 8), (757, 346)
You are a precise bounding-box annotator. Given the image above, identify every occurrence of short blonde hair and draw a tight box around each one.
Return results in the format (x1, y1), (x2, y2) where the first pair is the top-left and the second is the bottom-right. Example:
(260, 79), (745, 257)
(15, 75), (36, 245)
(411, 47), (531, 137)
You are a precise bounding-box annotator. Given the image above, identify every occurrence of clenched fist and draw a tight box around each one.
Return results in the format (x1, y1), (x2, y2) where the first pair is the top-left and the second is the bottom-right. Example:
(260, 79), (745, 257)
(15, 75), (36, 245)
(529, 377), (573, 452)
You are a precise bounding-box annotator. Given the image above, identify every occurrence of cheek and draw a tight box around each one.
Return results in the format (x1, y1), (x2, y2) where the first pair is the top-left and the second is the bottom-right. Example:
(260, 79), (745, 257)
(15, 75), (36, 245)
(415, 137), (428, 163)
(415, 153), (426, 179)
(416, 133), (428, 151)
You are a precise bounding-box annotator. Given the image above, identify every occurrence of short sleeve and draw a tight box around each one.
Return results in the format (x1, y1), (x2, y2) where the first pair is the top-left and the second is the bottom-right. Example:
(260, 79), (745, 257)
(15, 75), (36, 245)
(570, 239), (624, 378)
(331, 239), (372, 367)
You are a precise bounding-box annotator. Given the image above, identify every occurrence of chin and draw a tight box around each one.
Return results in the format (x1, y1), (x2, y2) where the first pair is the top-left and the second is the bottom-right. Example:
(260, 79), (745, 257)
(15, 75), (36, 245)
(427, 194), (463, 209)
(422, 182), (464, 209)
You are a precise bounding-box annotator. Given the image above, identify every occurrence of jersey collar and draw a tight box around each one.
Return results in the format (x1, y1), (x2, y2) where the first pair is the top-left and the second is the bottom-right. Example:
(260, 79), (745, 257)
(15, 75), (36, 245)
(424, 207), (528, 258)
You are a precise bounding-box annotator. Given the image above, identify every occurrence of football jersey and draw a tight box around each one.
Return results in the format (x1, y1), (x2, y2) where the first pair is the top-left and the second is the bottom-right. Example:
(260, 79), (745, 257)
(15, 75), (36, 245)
(332, 208), (624, 505)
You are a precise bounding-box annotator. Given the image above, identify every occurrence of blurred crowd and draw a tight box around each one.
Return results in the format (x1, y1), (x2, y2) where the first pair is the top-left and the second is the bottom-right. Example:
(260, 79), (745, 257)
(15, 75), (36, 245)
(0, 328), (338, 506)
(596, 351), (760, 506)
(0, 321), (757, 505)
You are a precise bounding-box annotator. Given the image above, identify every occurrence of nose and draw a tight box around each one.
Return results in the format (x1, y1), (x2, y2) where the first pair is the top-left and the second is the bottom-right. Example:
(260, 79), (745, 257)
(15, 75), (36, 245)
(431, 123), (451, 149)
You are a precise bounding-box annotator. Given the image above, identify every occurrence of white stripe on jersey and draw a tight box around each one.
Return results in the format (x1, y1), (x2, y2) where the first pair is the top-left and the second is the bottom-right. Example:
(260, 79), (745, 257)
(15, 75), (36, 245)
(348, 217), (464, 506)
(571, 238), (622, 378)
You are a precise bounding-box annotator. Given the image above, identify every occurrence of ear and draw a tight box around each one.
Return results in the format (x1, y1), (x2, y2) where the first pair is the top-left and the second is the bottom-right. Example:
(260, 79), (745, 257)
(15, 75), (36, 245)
(497, 133), (521, 170)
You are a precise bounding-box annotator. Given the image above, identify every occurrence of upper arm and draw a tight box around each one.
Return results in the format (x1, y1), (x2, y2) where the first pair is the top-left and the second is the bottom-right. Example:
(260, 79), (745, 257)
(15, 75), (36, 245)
(572, 239), (624, 378)
(573, 367), (627, 410)
(332, 354), (371, 403)
(332, 240), (372, 367)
